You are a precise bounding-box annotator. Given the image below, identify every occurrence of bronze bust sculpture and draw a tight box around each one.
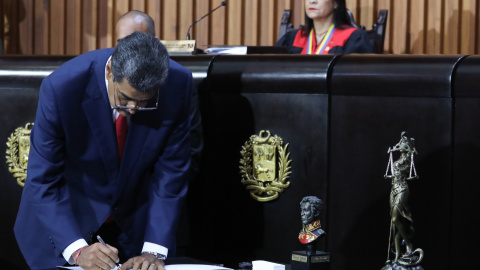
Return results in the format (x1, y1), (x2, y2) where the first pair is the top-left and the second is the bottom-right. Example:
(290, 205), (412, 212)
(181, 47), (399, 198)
(291, 196), (330, 270)
(299, 196), (325, 246)
(383, 132), (424, 270)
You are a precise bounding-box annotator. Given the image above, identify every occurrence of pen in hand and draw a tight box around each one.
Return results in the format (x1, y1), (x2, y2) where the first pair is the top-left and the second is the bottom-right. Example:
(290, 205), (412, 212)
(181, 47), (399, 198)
(97, 235), (120, 267)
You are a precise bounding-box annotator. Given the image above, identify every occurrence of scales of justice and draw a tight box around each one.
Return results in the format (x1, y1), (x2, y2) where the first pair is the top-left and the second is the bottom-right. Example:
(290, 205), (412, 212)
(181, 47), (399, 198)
(382, 132), (424, 270)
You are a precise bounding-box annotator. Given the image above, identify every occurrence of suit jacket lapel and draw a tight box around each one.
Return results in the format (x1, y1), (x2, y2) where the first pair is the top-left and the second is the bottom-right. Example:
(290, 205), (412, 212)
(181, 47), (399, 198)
(82, 58), (120, 180)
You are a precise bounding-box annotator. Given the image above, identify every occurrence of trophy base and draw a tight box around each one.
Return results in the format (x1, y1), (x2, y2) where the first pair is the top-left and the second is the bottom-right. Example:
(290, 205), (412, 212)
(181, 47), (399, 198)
(291, 250), (330, 270)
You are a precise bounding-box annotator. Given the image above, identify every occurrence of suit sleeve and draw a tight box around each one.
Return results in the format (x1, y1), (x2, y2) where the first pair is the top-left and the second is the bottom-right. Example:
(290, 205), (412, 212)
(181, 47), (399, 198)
(143, 69), (193, 254)
(16, 77), (84, 258)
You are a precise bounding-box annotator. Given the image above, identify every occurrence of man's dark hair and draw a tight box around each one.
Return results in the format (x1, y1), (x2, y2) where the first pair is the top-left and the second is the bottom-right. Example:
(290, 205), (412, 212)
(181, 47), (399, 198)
(300, 196), (325, 217)
(111, 31), (169, 93)
(301, 0), (350, 36)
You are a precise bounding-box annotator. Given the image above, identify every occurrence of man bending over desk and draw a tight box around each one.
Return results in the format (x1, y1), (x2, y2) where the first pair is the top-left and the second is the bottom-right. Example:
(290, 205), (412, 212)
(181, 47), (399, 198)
(14, 32), (192, 270)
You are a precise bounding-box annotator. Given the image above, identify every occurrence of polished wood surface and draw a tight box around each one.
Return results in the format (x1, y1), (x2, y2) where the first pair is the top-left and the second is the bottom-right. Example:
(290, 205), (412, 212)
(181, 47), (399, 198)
(1, 54), (479, 269)
(1, 0), (479, 55)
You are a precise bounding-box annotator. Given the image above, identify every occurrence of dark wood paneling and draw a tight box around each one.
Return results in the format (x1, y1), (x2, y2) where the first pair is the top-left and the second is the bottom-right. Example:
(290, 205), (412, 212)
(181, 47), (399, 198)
(1, 54), (479, 270)
(330, 96), (452, 270)
(451, 55), (480, 269)
(330, 54), (464, 97)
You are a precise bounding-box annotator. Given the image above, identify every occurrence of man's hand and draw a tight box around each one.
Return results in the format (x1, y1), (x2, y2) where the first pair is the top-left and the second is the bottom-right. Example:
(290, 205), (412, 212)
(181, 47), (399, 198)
(75, 243), (119, 270)
(120, 253), (165, 270)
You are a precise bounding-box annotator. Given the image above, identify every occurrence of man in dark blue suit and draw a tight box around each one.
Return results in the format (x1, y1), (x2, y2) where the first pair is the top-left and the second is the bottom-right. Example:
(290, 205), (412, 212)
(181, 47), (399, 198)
(14, 32), (192, 270)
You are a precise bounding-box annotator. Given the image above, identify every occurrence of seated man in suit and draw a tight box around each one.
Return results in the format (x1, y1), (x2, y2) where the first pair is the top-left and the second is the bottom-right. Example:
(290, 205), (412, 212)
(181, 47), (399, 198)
(14, 32), (193, 270)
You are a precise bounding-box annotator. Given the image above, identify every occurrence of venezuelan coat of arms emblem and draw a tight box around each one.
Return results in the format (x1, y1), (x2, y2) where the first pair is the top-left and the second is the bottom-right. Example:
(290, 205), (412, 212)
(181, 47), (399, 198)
(239, 130), (292, 202)
(6, 123), (33, 187)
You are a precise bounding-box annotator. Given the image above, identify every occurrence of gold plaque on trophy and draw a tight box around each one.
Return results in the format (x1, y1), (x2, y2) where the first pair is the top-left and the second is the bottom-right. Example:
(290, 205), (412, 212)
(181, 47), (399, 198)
(239, 130), (291, 202)
(6, 123), (34, 187)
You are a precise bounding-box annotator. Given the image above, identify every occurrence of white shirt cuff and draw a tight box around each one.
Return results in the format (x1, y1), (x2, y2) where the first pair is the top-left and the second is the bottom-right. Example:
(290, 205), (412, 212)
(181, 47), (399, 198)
(142, 242), (168, 258)
(62, 239), (89, 264)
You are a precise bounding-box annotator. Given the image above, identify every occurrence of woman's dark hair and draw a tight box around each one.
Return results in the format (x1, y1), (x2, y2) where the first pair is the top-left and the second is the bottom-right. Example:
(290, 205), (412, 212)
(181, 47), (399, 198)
(111, 31), (169, 93)
(301, 0), (351, 36)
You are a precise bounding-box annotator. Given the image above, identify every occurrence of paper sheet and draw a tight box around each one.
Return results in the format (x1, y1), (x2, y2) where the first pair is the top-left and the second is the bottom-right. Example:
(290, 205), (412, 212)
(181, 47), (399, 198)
(165, 264), (232, 270)
(58, 264), (232, 270)
(57, 267), (119, 270)
(204, 46), (248, 55)
(252, 260), (285, 270)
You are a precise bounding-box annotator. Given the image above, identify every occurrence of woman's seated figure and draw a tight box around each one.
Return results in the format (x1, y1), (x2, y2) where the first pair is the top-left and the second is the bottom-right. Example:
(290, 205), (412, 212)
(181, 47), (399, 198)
(276, 0), (373, 54)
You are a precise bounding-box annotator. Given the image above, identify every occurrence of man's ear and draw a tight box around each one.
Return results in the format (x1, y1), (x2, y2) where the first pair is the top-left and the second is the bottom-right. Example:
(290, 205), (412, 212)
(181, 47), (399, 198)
(106, 59), (113, 80)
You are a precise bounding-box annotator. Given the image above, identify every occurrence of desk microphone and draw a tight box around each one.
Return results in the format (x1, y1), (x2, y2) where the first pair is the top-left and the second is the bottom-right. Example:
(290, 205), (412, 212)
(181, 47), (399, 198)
(186, 1), (227, 40)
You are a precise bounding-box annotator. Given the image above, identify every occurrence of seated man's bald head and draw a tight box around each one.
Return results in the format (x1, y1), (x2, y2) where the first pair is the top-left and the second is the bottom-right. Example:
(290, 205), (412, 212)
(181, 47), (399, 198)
(116, 10), (155, 40)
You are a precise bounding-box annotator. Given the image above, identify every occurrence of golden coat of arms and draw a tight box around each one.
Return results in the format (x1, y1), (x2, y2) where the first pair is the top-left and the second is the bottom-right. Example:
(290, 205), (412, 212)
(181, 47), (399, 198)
(239, 130), (292, 202)
(6, 123), (34, 187)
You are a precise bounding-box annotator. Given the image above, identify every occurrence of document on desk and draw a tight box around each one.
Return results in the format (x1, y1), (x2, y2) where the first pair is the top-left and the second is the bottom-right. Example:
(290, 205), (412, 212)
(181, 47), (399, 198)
(58, 264), (232, 270)
(58, 267), (120, 270)
(252, 260), (285, 270)
(165, 265), (233, 270)
(204, 46), (248, 55)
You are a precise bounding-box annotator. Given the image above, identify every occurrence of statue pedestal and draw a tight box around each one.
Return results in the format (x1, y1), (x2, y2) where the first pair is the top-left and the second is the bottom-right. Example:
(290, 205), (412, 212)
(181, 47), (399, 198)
(291, 250), (330, 270)
(381, 261), (424, 270)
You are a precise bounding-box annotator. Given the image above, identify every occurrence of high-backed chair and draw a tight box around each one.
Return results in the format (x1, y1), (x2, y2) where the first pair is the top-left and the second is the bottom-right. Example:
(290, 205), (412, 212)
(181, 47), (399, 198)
(278, 9), (389, 54)
(346, 9), (389, 53)
(279, 10), (294, 39)
(368, 10), (388, 53)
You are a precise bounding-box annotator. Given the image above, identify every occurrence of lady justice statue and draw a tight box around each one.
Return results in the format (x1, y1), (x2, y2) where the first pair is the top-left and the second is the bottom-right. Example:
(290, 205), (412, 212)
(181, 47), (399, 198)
(383, 132), (424, 270)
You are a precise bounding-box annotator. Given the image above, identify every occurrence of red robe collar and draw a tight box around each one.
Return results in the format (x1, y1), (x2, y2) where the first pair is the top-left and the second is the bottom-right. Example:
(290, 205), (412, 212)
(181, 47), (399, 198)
(293, 26), (357, 54)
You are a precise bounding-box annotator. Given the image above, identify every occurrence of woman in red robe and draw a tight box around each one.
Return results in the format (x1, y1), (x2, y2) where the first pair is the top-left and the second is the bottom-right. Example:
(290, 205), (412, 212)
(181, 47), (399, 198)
(276, 0), (373, 54)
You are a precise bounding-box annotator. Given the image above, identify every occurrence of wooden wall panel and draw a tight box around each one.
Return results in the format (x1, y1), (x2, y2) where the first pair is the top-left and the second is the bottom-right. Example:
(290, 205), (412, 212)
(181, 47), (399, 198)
(131, 0), (145, 11)
(210, 0), (226, 45)
(162, 1), (178, 40)
(227, 0), (242, 45)
(4, 0), (19, 54)
(82, 0), (97, 53)
(2, 0), (480, 55)
(34, 0), (48, 55)
(244, 0), (259, 46)
(444, 0), (460, 54)
(19, 0), (34, 54)
(179, 0), (194, 42)
(460, 0), (477, 54)
(0, 2), (3, 51)
(409, 0), (426, 54)
(392, 0), (408, 53)
(66, 0), (82, 54)
(291, 0), (305, 33)
(49, 0), (65, 55)
(377, 0), (392, 53)
(259, 0), (275, 46)
(194, 0), (210, 48)
(426, 0), (443, 54)
(98, 0), (113, 48)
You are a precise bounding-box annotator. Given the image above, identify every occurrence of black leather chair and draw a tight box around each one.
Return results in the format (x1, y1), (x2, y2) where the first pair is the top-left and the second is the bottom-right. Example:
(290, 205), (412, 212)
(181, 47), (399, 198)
(346, 9), (389, 53)
(278, 9), (388, 53)
(279, 10), (294, 39)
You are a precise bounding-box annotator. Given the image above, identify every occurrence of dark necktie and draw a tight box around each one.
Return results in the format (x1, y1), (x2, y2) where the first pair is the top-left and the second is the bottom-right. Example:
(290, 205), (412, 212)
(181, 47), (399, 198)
(115, 114), (128, 162)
